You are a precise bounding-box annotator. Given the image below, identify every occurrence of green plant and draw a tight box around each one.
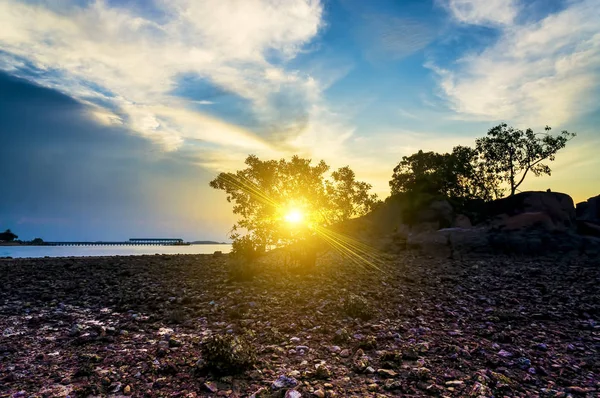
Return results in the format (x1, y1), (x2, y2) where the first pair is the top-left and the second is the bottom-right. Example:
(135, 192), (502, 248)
(210, 155), (379, 266)
(476, 124), (575, 196)
(200, 334), (256, 375)
(342, 293), (372, 320)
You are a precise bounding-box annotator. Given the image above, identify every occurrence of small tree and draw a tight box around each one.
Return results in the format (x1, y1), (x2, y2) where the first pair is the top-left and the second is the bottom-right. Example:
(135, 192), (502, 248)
(476, 124), (575, 196)
(0, 229), (18, 242)
(210, 155), (379, 265)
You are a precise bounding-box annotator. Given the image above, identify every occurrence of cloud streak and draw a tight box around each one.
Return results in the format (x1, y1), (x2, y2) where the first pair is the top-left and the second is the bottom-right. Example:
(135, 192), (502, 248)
(432, 0), (600, 127)
(0, 0), (325, 152)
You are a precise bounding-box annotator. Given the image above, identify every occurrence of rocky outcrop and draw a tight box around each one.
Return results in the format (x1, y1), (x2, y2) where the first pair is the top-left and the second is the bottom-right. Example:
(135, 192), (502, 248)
(485, 191), (576, 230)
(576, 194), (600, 237)
(576, 194), (600, 223)
(398, 192), (600, 257)
(414, 200), (454, 229)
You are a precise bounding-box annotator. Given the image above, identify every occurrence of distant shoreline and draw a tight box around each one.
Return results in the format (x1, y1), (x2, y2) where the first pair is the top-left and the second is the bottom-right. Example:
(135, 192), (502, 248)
(1, 241), (230, 247)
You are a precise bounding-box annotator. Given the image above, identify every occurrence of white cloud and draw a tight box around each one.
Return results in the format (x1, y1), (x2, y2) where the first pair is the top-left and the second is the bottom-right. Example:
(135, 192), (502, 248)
(0, 0), (324, 152)
(443, 0), (519, 26)
(432, 0), (600, 127)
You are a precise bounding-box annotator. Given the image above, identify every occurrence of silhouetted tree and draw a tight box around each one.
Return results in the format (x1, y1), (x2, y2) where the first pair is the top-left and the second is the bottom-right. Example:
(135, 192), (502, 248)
(389, 146), (500, 201)
(0, 229), (18, 242)
(476, 124), (575, 196)
(210, 155), (379, 265)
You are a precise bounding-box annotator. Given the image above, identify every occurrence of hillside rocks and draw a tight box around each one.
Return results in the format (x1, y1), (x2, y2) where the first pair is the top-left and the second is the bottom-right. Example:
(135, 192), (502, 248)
(577, 194), (600, 223)
(576, 194), (600, 237)
(383, 191), (600, 257)
(486, 191), (576, 230)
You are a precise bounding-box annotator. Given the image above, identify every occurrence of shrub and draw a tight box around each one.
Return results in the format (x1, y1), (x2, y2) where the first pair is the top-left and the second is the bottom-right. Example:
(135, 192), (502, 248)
(200, 334), (256, 375)
(342, 293), (372, 320)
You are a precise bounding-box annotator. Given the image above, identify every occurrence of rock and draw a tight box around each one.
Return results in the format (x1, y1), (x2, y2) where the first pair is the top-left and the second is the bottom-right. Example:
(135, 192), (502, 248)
(296, 345), (309, 353)
(453, 214), (472, 228)
(576, 194), (600, 223)
(498, 349), (513, 357)
(365, 366), (375, 374)
(314, 363), (331, 379)
(329, 345), (341, 353)
(69, 323), (84, 336)
(290, 337), (301, 344)
(416, 200), (454, 228)
(566, 386), (594, 394)
(516, 357), (531, 369)
(377, 369), (396, 377)
(339, 349), (351, 358)
(272, 375), (298, 390)
(204, 382), (218, 393)
(285, 390), (302, 398)
(123, 385), (132, 395)
(249, 388), (267, 398)
(488, 191), (576, 229)
(496, 212), (556, 231)
(313, 389), (325, 398)
(578, 221), (600, 237)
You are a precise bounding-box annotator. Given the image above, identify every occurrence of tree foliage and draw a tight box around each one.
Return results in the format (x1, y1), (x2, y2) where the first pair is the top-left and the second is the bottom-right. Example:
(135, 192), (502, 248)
(476, 124), (575, 196)
(390, 123), (574, 201)
(0, 229), (18, 242)
(210, 155), (379, 260)
(389, 146), (500, 201)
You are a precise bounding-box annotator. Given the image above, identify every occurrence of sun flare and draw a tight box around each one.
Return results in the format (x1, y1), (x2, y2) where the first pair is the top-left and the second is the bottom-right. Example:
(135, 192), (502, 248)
(284, 209), (304, 224)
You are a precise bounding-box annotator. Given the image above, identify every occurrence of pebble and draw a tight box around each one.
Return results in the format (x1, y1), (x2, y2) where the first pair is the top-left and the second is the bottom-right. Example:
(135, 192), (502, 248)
(285, 390), (302, 398)
(272, 375), (298, 389)
(377, 369), (397, 377)
(290, 337), (301, 344)
(313, 389), (325, 398)
(340, 349), (351, 358)
(498, 349), (513, 357)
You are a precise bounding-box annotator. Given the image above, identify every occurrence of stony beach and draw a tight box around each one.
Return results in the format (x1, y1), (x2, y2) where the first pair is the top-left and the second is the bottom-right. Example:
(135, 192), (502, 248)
(1, 252), (599, 397)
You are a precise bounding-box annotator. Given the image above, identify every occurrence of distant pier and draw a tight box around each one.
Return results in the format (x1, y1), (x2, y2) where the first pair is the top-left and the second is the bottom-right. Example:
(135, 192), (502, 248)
(44, 238), (187, 246)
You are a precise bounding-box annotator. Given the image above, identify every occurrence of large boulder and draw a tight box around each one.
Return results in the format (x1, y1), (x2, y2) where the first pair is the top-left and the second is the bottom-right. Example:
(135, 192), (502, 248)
(576, 194), (600, 223)
(575, 194), (600, 237)
(485, 191), (576, 230)
(415, 200), (453, 227)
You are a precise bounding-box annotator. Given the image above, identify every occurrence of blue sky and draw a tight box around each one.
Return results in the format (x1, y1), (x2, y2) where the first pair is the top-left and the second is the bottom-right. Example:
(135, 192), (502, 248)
(1, 0), (599, 241)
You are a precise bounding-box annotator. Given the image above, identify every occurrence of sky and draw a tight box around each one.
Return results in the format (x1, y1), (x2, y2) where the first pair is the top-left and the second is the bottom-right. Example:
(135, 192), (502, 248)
(1, 0), (599, 241)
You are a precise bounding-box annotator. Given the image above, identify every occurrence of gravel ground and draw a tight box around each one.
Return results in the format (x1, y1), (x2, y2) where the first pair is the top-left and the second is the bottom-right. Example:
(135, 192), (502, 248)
(1, 251), (599, 397)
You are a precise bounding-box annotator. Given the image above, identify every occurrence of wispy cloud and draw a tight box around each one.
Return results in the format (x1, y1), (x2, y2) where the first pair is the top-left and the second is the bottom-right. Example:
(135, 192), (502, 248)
(431, 0), (600, 127)
(0, 0), (325, 152)
(441, 0), (519, 26)
(360, 15), (437, 62)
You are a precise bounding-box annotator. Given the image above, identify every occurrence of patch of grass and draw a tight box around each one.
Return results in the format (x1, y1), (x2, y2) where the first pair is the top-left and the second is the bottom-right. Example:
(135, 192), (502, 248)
(200, 334), (256, 375)
(342, 293), (373, 321)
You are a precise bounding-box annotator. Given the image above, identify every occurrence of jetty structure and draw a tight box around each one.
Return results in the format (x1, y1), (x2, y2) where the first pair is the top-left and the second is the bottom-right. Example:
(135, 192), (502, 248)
(43, 238), (188, 246)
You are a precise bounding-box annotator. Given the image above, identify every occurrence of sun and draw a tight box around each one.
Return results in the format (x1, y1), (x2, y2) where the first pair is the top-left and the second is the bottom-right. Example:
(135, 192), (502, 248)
(284, 208), (304, 224)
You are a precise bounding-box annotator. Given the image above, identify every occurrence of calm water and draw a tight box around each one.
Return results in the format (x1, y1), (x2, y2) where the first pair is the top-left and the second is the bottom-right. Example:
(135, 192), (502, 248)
(0, 244), (231, 258)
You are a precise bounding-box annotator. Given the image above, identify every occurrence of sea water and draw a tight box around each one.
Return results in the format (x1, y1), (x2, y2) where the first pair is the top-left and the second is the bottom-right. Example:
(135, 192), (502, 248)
(0, 244), (232, 258)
